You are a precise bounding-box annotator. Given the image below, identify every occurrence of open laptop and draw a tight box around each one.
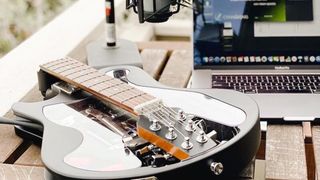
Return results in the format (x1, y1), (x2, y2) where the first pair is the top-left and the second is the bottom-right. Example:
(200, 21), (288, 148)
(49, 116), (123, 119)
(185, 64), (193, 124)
(191, 0), (320, 121)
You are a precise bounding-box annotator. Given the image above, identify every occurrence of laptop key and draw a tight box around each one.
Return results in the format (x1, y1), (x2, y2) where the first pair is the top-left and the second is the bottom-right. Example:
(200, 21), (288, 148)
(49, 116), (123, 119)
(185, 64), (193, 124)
(212, 74), (319, 94)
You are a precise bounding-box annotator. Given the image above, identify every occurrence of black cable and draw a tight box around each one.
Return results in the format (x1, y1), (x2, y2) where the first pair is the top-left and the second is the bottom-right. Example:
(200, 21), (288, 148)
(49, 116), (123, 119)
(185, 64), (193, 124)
(0, 116), (43, 131)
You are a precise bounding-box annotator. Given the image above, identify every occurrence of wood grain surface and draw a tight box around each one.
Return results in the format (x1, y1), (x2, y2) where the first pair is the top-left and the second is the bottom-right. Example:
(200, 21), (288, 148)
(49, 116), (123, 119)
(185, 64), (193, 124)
(0, 164), (44, 179)
(140, 49), (169, 80)
(159, 50), (193, 88)
(265, 125), (307, 180)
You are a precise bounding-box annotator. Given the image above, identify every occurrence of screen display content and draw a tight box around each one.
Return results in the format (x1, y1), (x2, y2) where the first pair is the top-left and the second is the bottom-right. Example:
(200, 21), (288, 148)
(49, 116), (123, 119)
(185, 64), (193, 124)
(194, 0), (320, 67)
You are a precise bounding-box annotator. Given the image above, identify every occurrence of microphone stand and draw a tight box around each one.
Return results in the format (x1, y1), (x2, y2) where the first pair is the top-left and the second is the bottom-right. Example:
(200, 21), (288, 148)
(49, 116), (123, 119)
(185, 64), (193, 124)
(86, 0), (142, 69)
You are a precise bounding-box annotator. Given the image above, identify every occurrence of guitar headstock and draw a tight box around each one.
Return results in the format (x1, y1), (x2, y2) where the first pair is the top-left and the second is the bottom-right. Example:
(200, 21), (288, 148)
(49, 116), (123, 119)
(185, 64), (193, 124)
(136, 101), (217, 160)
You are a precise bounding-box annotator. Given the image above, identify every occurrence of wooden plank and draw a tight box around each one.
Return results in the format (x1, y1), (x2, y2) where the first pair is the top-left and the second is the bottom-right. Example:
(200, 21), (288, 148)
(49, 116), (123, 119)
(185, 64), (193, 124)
(303, 122), (312, 143)
(141, 49), (169, 79)
(312, 126), (320, 180)
(0, 85), (42, 163)
(0, 164), (44, 180)
(159, 50), (192, 88)
(0, 125), (24, 163)
(265, 125), (307, 180)
(15, 145), (43, 167)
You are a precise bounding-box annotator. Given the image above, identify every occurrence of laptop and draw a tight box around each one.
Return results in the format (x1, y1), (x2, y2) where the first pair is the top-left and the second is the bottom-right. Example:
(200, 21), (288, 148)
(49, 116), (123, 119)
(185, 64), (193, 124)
(191, 0), (320, 121)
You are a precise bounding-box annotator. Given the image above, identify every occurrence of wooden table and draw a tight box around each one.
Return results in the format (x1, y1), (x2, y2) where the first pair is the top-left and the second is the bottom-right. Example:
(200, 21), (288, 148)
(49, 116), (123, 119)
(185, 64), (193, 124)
(0, 41), (318, 180)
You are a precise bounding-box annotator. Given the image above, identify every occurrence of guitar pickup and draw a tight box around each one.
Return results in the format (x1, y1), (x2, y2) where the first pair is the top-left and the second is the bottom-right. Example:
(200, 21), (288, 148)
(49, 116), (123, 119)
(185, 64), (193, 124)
(52, 81), (79, 95)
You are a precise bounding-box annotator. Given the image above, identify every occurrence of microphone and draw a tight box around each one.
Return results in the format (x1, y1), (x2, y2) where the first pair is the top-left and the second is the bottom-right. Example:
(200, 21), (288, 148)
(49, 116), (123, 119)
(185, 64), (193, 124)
(126, 0), (183, 23)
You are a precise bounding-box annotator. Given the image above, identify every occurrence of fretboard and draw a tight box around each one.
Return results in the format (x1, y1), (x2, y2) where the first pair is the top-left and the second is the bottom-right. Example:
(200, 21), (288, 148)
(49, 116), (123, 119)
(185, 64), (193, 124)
(40, 57), (157, 115)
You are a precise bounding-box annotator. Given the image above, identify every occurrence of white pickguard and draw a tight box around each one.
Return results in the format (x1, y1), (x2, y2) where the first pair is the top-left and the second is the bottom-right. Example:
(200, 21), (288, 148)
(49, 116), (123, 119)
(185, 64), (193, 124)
(43, 104), (142, 171)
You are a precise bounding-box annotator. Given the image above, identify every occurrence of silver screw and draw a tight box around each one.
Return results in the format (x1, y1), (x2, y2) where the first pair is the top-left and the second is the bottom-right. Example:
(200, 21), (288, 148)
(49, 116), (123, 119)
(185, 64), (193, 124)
(210, 162), (224, 175)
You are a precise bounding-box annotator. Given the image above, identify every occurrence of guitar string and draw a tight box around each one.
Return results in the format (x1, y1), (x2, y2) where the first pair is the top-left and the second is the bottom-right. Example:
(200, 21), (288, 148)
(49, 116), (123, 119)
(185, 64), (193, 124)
(158, 105), (202, 136)
(47, 61), (199, 138)
(141, 104), (195, 138)
(143, 103), (188, 139)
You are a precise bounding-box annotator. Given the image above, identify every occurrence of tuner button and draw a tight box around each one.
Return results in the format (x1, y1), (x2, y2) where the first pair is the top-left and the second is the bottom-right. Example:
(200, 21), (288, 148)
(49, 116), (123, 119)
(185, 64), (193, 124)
(181, 137), (193, 150)
(165, 124), (177, 140)
(177, 110), (186, 121)
(196, 131), (208, 144)
(149, 119), (161, 132)
(185, 120), (196, 132)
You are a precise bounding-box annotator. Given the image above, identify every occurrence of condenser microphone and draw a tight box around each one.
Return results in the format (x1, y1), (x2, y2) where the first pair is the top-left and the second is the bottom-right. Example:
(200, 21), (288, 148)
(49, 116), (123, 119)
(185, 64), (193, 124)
(126, 0), (181, 23)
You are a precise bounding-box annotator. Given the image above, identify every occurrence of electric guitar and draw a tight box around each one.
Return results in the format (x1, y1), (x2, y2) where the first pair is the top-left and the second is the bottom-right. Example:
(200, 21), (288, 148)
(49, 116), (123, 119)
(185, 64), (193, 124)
(12, 58), (260, 179)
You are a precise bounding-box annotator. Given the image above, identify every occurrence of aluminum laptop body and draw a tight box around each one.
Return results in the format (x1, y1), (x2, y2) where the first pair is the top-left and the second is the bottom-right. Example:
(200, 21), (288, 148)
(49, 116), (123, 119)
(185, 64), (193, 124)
(191, 0), (320, 121)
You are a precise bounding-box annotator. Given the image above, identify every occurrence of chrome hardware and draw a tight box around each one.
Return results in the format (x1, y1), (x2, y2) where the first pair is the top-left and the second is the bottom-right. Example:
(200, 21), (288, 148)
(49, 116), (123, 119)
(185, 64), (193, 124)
(207, 130), (218, 140)
(181, 137), (193, 150)
(177, 109), (186, 121)
(210, 162), (224, 175)
(165, 124), (177, 140)
(185, 120), (196, 132)
(196, 131), (208, 144)
(52, 82), (79, 95)
(149, 119), (161, 131)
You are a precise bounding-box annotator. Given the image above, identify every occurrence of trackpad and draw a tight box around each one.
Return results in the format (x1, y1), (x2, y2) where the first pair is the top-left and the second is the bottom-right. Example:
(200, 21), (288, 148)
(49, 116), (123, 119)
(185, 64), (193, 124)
(250, 94), (320, 121)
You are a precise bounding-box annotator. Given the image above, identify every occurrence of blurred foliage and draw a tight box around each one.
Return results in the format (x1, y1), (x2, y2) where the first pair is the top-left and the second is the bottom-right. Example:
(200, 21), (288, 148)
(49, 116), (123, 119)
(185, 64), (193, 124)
(0, 0), (76, 57)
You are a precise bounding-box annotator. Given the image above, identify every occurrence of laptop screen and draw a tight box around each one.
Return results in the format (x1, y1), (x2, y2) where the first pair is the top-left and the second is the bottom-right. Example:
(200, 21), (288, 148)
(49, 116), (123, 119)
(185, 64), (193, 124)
(193, 0), (320, 69)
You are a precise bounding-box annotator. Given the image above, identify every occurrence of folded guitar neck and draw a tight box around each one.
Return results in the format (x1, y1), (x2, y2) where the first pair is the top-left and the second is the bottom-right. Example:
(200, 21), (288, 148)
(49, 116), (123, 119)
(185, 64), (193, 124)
(40, 57), (159, 115)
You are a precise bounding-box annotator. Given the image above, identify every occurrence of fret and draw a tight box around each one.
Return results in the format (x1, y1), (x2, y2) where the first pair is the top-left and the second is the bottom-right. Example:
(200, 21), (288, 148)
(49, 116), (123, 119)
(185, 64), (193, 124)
(112, 89), (147, 104)
(123, 95), (150, 107)
(47, 59), (77, 71)
(40, 58), (158, 114)
(100, 82), (125, 98)
(67, 67), (95, 79)
(105, 83), (134, 97)
(91, 83), (110, 92)
(100, 84), (134, 97)
(66, 67), (95, 79)
(82, 76), (113, 87)
(54, 62), (83, 73)
(73, 72), (103, 84)
(42, 58), (72, 69)
(90, 79), (123, 92)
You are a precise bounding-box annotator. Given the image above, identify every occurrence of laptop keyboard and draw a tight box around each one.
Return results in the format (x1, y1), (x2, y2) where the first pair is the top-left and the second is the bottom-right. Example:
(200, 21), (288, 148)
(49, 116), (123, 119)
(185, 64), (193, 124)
(212, 75), (320, 94)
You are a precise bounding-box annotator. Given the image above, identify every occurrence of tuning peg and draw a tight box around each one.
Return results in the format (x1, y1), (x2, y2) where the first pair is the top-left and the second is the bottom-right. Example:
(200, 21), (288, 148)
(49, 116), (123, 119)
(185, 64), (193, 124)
(177, 109), (186, 121)
(196, 131), (208, 144)
(181, 137), (193, 150)
(185, 119), (196, 132)
(165, 124), (177, 140)
(149, 119), (161, 131)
